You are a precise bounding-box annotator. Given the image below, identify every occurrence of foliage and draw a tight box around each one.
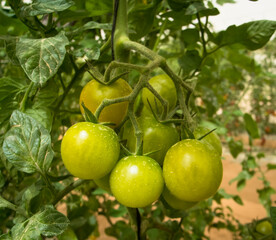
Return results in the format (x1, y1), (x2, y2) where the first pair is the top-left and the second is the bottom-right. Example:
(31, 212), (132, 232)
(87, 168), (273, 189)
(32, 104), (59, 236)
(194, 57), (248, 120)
(0, 0), (275, 239)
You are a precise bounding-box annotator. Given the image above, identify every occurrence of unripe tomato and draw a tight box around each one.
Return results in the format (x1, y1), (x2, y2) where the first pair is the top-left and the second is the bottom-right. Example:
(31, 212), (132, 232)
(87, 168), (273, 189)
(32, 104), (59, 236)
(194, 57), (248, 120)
(110, 155), (164, 208)
(162, 187), (198, 210)
(142, 74), (177, 113)
(163, 139), (223, 202)
(122, 115), (179, 165)
(61, 122), (120, 179)
(255, 220), (273, 235)
(193, 126), (222, 156)
(79, 78), (132, 127)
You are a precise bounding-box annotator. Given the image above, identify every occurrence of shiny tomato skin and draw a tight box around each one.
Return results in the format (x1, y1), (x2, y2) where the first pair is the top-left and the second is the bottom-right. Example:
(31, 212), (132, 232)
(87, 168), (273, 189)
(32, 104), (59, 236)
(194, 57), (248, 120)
(61, 122), (120, 180)
(163, 139), (223, 202)
(122, 115), (179, 165)
(162, 187), (198, 210)
(255, 220), (273, 235)
(79, 78), (132, 127)
(142, 74), (177, 113)
(110, 155), (164, 208)
(193, 126), (222, 156)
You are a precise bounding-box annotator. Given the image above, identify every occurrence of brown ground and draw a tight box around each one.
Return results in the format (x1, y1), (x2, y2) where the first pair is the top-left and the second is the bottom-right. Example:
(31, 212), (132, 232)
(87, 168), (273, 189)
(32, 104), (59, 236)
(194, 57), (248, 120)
(95, 134), (276, 240)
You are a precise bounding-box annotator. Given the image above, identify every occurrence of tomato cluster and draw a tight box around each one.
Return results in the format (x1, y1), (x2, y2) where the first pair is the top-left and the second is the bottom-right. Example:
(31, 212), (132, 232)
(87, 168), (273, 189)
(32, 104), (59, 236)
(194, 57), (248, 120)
(61, 75), (223, 209)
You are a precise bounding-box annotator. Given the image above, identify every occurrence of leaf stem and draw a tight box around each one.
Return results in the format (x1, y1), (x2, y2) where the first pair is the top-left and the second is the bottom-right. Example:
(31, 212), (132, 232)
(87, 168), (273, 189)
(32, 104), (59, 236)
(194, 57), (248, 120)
(52, 179), (88, 206)
(20, 81), (34, 112)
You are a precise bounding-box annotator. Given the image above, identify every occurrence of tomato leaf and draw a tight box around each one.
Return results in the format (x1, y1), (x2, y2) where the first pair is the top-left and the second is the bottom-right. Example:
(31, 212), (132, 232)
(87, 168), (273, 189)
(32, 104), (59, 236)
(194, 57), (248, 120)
(267, 164), (276, 170)
(16, 32), (69, 85)
(10, 206), (69, 239)
(178, 50), (202, 75)
(20, 0), (74, 17)
(243, 113), (260, 139)
(185, 2), (219, 17)
(214, 20), (276, 50)
(2, 110), (54, 174)
(227, 138), (243, 158)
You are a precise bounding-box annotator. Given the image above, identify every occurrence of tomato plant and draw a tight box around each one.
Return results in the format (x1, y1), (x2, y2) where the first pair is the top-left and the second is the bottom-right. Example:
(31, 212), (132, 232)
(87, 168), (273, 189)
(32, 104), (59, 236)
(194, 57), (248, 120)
(61, 122), (120, 179)
(0, 0), (276, 239)
(109, 155), (164, 208)
(122, 114), (179, 165)
(163, 139), (223, 202)
(79, 78), (132, 127)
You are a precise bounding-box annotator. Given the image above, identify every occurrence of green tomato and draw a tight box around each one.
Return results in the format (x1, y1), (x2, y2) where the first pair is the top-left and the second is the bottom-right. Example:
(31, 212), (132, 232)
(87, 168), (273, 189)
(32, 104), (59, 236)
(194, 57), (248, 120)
(122, 115), (179, 165)
(110, 155), (164, 208)
(142, 74), (177, 113)
(256, 220), (273, 235)
(162, 187), (198, 210)
(61, 122), (120, 179)
(79, 78), (132, 128)
(163, 139), (223, 202)
(193, 126), (222, 156)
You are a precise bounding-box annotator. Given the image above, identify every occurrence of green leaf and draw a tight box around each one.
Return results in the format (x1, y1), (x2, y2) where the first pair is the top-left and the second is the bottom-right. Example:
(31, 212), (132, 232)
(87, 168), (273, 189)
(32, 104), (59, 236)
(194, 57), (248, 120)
(181, 28), (200, 46)
(0, 10), (28, 35)
(21, 0), (74, 17)
(128, 1), (161, 40)
(85, 0), (113, 17)
(2, 110), (54, 174)
(25, 107), (53, 131)
(227, 138), (243, 158)
(257, 187), (276, 206)
(0, 196), (17, 210)
(214, 20), (276, 50)
(73, 39), (101, 60)
(0, 77), (26, 102)
(243, 113), (260, 139)
(0, 233), (12, 240)
(16, 32), (69, 85)
(185, 2), (219, 16)
(10, 206), (69, 239)
(71, 21), (112, 36)
(0, 77), (26, 126)
(270, 207), (276, 233)
(229, 170), (253, 188)
(178, 50), (202, 75)
(33, 80), (59, 108)
(267, 164), (276, 170)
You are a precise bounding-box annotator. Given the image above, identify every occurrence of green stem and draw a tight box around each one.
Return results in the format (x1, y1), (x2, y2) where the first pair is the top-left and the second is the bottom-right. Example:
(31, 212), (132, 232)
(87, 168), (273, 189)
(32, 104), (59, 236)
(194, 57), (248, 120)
(153, 19), (167, 52)
(20, 81), (34, 112)
(52, 179), (88, 206)
(55, 64), (86, 111)
(113, 0), (130, 63)
(127, 207), (141, 240)
(197, 13), (207, 56)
